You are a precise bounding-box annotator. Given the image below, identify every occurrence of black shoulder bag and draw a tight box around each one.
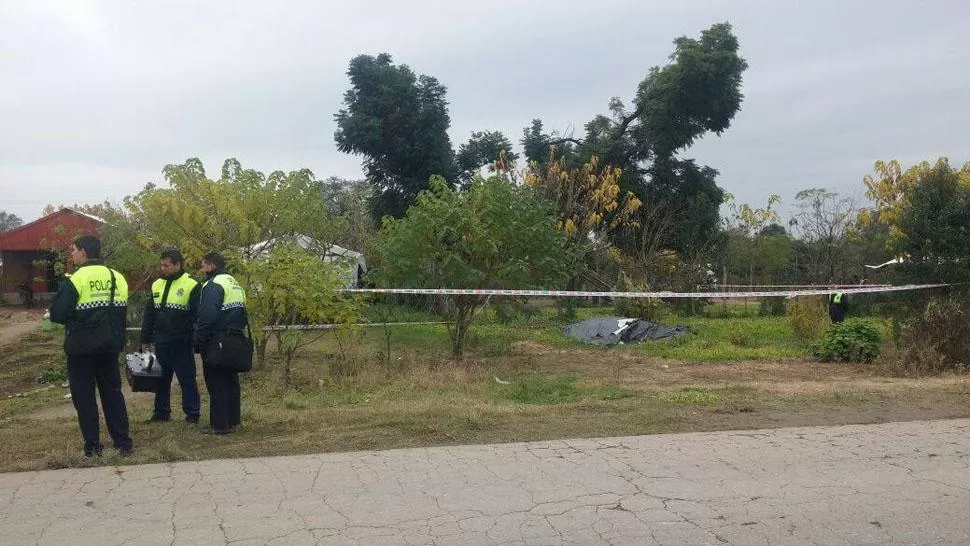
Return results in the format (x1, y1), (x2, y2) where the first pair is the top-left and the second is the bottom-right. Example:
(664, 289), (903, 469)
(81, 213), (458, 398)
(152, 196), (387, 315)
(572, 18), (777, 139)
(205, 311), (254, 373)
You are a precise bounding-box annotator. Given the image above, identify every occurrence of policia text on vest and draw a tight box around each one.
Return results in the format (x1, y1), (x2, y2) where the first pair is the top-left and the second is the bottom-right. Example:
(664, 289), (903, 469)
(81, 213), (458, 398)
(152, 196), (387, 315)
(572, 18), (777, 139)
(57, 263), (129, 354)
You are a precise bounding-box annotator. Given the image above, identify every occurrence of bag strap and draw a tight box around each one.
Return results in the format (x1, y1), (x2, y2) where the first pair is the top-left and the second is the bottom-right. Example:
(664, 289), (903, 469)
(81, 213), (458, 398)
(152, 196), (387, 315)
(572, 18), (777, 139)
(244, 308), (253, 340)
(107, 267), (116, 306)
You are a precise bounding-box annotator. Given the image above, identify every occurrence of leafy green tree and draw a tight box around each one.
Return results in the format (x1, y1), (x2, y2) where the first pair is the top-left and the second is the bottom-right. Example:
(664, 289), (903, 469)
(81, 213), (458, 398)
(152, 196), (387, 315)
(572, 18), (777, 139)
(374, 176), (577, 356)
(456, 131), (518, 185)
(522, 23), (748, 256)
(334, 54), (457, 219)
(722, 194), (788, 285)
(889, 160), (970, 284)
(248, 243), (362, 384)
(86, 158), (349, 355)
(0, 211), (22, 232)
(123, 158), (345, 265)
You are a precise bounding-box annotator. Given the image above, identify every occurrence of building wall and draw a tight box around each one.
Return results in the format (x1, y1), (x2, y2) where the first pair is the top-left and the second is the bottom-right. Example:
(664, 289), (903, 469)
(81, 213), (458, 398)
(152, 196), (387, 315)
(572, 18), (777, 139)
(0, 209), (103, 305)
(1, 251), (59, 304)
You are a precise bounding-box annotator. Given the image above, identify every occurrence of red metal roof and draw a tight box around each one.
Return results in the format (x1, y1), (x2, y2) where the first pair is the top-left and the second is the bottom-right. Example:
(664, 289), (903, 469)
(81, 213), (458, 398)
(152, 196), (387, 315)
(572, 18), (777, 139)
(0, 209), (103, 251)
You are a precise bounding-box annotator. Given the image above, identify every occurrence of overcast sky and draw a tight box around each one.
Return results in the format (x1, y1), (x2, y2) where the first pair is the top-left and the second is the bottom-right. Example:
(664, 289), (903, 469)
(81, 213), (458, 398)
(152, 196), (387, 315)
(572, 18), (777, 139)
(2, 0), (968, 225)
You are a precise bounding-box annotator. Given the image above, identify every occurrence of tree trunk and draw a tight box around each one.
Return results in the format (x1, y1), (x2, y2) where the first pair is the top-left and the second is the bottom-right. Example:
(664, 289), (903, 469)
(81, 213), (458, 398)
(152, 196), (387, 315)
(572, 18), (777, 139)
(256, 337), (268, 368)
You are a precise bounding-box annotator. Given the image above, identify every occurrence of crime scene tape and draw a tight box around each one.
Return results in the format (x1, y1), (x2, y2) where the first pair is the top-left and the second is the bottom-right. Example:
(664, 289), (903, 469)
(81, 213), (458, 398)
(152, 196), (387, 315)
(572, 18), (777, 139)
(343, 283), (950, 299)
(121, 284), (949, 332)
(125, 322), (449, 332)
(715, 284), (889, 289)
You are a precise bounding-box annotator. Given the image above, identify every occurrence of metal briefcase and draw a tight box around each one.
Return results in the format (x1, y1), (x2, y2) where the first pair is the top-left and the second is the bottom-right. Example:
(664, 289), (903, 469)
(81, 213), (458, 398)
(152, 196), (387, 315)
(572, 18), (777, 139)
(124, 352), (164, 393)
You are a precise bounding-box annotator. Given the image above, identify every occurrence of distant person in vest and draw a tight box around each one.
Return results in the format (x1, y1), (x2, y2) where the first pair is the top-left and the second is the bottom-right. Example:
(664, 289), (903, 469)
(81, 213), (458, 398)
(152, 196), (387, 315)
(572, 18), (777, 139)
(48, 235), (133, 457)
(828, 286), (849, 323)
(194, 252), (247, 435)
(141, 248), (202, 424)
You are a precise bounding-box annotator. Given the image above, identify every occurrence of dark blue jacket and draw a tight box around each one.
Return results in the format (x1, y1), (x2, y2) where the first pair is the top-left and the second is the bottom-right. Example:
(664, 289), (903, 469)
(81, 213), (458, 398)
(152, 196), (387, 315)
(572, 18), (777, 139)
(193, 268), (248, 350)
(48, 260), (128, 355)
(141, 271), (201, 346)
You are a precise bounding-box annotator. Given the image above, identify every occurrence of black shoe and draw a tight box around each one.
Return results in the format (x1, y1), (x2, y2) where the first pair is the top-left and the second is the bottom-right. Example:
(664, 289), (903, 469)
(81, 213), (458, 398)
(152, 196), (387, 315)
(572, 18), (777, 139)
(201, 428), (231, 435)
(117, 445), (134, 456)
(84, 448), (103, 458)
(146, 415), (170, 423)
(185, 415), (200, 424)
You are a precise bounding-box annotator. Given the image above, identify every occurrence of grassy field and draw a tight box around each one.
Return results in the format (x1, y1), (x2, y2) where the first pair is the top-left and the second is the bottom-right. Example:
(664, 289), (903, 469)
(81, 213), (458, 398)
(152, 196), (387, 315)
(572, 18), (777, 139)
(1, 303), (968, 473)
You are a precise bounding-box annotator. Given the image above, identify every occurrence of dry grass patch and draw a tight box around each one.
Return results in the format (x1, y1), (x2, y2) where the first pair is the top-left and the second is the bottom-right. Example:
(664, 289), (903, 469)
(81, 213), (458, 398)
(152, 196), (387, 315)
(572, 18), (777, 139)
(1, 318), (970, 473)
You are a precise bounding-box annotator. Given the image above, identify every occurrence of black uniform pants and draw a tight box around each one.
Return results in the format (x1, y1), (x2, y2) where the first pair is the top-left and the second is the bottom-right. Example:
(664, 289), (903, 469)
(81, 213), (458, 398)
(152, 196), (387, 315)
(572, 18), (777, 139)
(202, 363), (240, 431)
(152, 343), (201, 420)
(66, 353), (132, 454)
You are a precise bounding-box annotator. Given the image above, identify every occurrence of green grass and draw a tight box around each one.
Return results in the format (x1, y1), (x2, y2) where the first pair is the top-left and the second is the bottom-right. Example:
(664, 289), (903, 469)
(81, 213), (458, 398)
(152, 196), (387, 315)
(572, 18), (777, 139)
(499, 374), (583, 404)
(0, 330), (65, 393)
(305, 305), (812, 362)
(631, 316), (808, 360)
(658, 387), (728, 405)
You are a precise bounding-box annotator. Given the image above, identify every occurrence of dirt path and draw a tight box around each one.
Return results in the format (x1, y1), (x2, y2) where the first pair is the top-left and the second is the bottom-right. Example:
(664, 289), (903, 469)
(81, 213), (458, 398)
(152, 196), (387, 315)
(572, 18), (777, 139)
(0, 309), (44, 346)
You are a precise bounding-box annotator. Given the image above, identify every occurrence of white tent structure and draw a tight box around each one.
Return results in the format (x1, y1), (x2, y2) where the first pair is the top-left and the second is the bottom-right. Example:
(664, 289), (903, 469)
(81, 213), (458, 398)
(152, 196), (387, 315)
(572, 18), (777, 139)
(247, 234), (367, 288)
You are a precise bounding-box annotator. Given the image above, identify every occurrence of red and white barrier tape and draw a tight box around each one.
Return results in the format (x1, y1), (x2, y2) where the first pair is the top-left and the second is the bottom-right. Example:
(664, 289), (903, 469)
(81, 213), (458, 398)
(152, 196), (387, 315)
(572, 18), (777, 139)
(344, 283), (950, 299)
(715, 284), (890, 289)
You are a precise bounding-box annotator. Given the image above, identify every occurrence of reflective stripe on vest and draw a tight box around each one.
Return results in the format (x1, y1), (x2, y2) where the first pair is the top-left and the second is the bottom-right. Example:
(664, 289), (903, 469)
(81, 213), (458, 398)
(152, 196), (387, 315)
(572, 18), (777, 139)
(70, 264), (129, 310)
(204, 274), (246, 310)
(152, 272), (198, 311)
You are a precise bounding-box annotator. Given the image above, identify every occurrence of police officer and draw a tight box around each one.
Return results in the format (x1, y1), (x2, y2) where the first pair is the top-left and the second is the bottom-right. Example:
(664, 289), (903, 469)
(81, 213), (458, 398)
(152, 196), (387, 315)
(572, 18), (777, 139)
(195, 252), (247, 435)
(141, 249), (202, 424)
(48, 235), (133, 456)
(829, 290), (848, 323)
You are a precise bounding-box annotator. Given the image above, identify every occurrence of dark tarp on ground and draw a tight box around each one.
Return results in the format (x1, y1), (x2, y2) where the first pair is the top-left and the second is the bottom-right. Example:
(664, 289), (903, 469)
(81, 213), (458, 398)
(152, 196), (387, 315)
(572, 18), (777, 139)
(562, 316), (691, 346)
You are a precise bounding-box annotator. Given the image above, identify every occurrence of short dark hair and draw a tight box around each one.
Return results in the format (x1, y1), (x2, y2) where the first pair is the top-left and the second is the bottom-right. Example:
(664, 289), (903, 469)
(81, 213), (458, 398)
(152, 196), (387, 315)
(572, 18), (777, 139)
(73, 235), (101, 259)
(159, 248), (183, 266)
(202, 251), (226, 270)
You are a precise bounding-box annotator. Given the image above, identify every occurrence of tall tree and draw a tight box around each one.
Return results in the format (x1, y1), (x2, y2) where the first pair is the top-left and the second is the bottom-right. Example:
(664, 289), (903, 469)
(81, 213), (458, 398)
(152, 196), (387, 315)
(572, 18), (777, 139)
(320, 176), (379, 260)
(0, 211), (22, 232)
(521, 23), (748, 256)
(722, 194), (788, 286)
(456, 130), (518, 185)
(334, 54), (457, 219)
(789, 188), (860, 283)
(864, 159), (970, 284)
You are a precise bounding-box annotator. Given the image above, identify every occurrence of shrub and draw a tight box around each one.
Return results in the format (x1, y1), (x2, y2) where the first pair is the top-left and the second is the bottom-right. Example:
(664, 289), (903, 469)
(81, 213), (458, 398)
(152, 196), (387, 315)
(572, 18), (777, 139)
(36, 367), (67, 384)
(729, 327), (753, 347)
(812, 318), (883, 363)
(787, 296), (829, 340)
(490, 298), (540, 325)
(877, 296), (970, 376)
(758, 296), (787, 317)
(612, 272), (673, 321)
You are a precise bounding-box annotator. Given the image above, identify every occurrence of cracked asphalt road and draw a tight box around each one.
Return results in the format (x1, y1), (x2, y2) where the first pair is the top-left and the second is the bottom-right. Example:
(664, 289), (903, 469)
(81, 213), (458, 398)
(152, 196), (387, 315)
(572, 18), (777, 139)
(2, 419), (969, 545)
